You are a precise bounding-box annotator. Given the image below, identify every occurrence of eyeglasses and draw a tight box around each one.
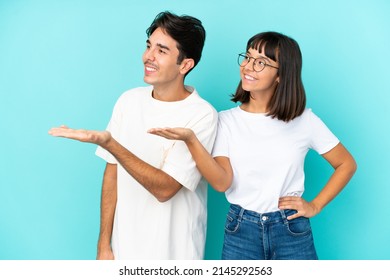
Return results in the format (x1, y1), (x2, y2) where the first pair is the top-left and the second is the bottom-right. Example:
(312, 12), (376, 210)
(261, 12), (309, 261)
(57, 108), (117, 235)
(237, 53), (279, 72)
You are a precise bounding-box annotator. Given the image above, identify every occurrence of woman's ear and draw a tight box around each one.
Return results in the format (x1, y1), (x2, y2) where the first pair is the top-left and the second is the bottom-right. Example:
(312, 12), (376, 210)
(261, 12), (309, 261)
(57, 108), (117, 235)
(180, 58), (195, 75)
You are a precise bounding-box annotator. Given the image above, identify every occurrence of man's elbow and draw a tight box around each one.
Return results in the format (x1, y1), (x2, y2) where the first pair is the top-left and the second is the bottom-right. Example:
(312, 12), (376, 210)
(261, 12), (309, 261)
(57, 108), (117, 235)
(155, 186), (182, 203)
(156, 194), (172, 203)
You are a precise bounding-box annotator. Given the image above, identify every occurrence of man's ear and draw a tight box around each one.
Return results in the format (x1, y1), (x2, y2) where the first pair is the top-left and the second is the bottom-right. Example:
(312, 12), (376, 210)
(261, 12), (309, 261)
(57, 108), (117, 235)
(180, 58), (195, 75)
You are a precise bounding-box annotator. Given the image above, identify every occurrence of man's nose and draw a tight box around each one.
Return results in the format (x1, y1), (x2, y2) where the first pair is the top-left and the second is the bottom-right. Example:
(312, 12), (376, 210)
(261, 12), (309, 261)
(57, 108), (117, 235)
(143, 48), (156, 61)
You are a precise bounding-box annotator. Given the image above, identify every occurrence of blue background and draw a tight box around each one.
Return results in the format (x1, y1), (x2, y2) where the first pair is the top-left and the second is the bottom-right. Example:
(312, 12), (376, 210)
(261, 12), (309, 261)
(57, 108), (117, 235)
(1, 0), (389, 260)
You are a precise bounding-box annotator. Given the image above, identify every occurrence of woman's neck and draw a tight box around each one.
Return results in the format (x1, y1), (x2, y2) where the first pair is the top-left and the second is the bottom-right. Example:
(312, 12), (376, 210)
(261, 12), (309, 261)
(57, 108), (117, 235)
(240, 93), (270, 113)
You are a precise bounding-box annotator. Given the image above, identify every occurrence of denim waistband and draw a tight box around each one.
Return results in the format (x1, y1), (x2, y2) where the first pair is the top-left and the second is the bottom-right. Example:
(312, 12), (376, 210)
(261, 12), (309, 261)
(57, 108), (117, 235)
(229, 204), (297, 224)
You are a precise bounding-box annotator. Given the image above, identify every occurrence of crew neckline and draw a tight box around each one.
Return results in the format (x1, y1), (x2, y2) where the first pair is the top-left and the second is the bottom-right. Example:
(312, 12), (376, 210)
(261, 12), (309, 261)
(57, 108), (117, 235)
(149, 85), (196, 104)
(237, 105), (269, 117)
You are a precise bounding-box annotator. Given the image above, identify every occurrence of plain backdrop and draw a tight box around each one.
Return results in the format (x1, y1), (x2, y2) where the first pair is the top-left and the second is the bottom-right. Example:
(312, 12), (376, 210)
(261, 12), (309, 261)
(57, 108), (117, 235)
(1, 0), (389, 260)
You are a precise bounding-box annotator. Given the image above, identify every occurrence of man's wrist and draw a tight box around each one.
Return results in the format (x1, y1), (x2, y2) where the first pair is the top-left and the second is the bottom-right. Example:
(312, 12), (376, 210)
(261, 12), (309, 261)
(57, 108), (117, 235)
(100, 132), (115, 150)
(97, 241), (111, 252)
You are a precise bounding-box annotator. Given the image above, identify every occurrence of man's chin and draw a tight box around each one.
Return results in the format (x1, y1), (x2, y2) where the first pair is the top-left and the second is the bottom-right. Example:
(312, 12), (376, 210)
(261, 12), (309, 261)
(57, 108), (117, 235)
(143, 77), (153, 85)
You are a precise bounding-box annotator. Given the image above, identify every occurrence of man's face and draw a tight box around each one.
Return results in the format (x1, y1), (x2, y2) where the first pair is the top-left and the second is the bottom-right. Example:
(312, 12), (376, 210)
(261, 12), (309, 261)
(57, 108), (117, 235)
(142, 27), (183, 87)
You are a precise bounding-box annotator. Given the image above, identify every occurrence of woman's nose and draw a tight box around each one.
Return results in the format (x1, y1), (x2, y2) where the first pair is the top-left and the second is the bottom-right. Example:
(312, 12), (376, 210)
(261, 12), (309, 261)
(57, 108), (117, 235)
(244, 58), (255, 71)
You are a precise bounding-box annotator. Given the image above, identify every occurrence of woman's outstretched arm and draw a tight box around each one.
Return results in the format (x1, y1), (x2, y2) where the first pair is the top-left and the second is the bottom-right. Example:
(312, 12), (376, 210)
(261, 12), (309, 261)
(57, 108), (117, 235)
(148, 127), (233, 192)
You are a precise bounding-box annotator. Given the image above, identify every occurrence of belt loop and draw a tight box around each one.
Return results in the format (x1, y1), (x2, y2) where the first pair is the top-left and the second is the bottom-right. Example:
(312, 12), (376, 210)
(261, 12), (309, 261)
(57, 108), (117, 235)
(280, 209), (287, 222)
(238, 205), (245, 222)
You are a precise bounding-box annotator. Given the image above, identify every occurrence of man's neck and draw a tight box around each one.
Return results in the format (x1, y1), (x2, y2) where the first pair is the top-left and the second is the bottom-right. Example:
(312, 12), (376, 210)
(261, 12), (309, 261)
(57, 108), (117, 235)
(152, 84), (191, 102)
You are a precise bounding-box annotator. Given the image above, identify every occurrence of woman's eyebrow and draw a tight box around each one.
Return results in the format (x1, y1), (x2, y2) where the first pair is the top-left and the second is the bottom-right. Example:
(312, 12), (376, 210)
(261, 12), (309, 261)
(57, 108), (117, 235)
(247, 51), (271, 62)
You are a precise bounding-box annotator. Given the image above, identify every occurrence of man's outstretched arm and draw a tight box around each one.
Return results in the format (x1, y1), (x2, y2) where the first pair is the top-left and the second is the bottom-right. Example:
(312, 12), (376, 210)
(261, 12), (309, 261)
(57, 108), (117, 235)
(49, 126), (182, 202)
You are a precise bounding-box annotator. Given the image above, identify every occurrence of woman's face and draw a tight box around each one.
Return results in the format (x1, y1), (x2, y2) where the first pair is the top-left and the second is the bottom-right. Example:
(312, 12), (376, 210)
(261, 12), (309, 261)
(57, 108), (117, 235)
(240, 47), (279, 96)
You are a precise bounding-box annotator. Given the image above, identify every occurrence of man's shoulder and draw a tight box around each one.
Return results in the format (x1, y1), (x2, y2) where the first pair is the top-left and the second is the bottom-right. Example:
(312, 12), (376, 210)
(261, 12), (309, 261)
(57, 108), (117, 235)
(119, 86), (152, 99)
(189, 88), (217, 114)
(113, 86), (152, 108)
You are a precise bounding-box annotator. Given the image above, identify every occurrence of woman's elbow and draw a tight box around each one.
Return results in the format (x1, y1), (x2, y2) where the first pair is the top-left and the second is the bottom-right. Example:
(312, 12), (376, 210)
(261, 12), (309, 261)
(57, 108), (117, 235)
(349, 157), (358, 176)
(211, 179), (232, 193)
(341, 156), (357, 181)
(213, 185), (230, 192)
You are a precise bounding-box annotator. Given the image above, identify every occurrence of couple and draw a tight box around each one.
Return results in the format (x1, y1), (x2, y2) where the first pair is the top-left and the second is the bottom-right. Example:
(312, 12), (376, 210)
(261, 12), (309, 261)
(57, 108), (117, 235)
(49, 11), (357, 260)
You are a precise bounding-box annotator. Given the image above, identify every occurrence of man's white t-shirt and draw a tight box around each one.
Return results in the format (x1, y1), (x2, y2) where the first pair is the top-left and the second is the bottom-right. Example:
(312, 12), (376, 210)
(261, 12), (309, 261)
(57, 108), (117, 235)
(96, 86), (217, 259)
(212, 107), (339, 213)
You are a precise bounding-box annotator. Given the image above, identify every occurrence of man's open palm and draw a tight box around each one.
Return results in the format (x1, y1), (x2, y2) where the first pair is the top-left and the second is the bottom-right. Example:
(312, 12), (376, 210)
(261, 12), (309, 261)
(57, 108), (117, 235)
(48, 125), (111, 147)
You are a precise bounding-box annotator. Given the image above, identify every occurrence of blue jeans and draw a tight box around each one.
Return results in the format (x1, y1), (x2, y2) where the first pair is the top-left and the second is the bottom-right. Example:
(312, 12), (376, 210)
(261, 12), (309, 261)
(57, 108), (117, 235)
(222, 204), (318, 260)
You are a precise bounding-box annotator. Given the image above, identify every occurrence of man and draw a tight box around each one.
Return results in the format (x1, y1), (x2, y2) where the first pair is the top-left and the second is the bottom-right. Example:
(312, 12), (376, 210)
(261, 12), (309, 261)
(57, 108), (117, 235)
(49, 11), (217, 260)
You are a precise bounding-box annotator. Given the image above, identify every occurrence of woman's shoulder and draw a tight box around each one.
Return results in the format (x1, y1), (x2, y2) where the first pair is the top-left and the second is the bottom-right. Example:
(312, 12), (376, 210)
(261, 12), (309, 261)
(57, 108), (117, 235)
(218, 106), (240, 118)
(297, 108), (316, 121)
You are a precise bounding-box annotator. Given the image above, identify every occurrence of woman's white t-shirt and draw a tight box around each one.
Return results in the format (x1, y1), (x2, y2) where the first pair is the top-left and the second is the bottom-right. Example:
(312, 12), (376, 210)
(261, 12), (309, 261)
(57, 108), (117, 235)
(212, 107), (339, 213)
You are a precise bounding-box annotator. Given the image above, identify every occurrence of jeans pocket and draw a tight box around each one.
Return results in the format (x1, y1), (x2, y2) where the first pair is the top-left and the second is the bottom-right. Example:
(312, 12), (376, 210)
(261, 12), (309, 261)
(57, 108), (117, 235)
(224, 212), (240, 233)
(285, 217), (312, 236)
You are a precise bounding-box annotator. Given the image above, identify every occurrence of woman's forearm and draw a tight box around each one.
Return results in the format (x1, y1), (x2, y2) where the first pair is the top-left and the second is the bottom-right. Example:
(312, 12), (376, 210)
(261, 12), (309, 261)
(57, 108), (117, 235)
(185, 135), (233, 192)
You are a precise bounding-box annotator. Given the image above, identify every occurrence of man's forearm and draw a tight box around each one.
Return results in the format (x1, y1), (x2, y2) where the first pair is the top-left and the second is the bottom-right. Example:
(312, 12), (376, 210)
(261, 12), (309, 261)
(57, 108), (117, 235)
(48, 126), (182, 202)
(103, 137), (181, 202)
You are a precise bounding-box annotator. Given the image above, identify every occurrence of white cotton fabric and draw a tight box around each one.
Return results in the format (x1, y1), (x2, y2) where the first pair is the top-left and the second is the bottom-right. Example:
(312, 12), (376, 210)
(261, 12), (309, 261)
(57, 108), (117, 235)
(212, 107), (339, 213)
(96, 86), (217, 259)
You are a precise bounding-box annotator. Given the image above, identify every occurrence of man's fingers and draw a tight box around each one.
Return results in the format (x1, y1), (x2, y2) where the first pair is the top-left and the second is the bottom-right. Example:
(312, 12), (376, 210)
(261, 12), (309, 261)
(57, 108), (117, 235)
(48, 127), (84, 141)
(49, 127), (71, 136)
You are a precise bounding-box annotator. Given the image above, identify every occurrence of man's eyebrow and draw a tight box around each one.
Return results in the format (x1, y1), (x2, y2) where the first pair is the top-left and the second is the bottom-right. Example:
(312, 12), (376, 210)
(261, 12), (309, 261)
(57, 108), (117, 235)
(157, 43), (170, 51)
(146, 39), (170, 51)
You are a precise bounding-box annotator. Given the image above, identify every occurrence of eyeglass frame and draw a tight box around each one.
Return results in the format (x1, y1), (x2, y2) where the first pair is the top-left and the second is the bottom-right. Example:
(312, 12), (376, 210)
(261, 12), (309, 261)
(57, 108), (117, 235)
(237, 53), (279, 72)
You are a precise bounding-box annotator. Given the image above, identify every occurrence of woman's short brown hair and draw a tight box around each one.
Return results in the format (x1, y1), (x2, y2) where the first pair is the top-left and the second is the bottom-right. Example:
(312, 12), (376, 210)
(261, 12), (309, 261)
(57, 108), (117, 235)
(231, 31), (306, 122)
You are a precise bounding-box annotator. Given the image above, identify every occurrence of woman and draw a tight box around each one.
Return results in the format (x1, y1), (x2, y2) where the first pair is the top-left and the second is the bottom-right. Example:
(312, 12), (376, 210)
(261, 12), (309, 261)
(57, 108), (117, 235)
(148, 31), (357, 260)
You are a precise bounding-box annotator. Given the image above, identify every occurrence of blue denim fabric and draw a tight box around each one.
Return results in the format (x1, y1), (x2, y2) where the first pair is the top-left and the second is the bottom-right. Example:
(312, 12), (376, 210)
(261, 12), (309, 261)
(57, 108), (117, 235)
(222, 204), (318, 260)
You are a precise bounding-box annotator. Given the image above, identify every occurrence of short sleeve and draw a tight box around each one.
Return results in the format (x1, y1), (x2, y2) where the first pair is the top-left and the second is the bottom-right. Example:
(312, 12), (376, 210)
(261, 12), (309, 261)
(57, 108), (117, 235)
(162, 107), (218, 192)
(95, 97), (124, 164)
(308, 110), (340, 154)
(211, 114), (230, 158)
